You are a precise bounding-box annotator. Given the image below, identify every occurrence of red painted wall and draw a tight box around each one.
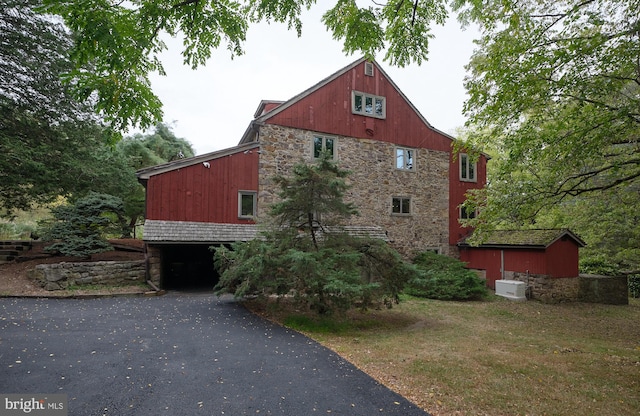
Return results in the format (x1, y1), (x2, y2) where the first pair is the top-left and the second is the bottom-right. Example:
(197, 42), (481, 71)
(264, 61), (453, 152)
(449, 153), (488, 245)
(460, 240), (581, 289)
(145, 150), (259, 223)
(546, 238), (580, 277)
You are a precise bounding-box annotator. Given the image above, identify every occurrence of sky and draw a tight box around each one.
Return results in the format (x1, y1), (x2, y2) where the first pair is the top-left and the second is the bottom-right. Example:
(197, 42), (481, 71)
(143, 6), (479, 156)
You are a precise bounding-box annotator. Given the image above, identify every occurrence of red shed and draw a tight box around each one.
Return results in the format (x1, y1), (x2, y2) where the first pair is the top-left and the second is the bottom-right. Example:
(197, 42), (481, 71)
(458, 229), (586, 289)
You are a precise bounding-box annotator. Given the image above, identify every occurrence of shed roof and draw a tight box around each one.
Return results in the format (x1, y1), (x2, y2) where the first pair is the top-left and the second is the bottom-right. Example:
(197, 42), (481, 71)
(458, 229), (586, 249)
(143, 220), (389, 244)
(143, 220), (259, 244)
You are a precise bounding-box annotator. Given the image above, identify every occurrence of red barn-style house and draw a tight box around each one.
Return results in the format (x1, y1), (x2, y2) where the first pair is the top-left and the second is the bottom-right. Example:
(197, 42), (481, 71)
(137, 58), (488, 289)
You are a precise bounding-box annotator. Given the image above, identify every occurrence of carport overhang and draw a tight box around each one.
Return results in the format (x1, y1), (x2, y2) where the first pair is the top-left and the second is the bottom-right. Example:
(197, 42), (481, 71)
(143, 220), (260, 290)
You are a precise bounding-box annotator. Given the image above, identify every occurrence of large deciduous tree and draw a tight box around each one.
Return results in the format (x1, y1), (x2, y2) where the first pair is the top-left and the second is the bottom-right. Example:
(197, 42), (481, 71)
(456, 0), (640, 225)
(41, 0), (449, 131)
(0, 0), (118, 213)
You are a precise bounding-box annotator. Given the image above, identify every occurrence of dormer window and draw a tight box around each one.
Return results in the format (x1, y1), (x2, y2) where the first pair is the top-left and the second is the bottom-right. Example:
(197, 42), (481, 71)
(352, 90), (386, 119)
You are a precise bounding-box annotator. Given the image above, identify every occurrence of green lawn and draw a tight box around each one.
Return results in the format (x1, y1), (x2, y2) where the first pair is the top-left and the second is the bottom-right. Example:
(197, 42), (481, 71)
(248, 295), (640, 416)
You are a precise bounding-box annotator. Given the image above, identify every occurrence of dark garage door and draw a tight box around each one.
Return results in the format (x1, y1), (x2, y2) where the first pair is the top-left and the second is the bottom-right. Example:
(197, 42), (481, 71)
(160, 244), (219, 290)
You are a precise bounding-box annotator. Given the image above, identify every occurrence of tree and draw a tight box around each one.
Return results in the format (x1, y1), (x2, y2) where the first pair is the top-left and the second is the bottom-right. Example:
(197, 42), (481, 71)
(39, 192), (128, 259)
(455, 0), (640, 229)
(41, 0), (450, 131)
(0, 0), (121, 214)
(214, 156), (418, 314)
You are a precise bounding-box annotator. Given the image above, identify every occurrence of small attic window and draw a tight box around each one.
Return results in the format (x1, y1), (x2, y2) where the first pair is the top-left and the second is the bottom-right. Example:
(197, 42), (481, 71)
(364, 62), (374, 77)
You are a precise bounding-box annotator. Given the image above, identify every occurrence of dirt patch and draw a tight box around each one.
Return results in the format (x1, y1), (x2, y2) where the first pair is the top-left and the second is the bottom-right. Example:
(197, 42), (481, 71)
(0, 239), (147, 297)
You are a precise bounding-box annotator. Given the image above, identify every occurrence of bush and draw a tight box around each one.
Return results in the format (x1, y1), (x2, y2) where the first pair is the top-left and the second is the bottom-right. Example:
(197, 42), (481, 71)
(214, 236), (419, 315)
(405, 251), (487, 300)
(39, 192), (127, 258)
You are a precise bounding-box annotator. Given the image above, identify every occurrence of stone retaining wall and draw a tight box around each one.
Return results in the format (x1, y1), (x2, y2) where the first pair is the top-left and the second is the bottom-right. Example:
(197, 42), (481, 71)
(507, 271), (628, 304)
(28, 260), (146, 291)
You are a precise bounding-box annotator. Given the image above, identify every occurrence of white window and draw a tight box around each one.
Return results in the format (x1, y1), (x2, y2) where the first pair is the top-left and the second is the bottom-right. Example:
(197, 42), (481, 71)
(460, 153), (477, 182)
(238, 191), (256, 218)
(352, 90), (386, 119)
(392, 197), (411, 215)
(460, 205), (477, 220)
(313, 135), (336, 159)
(396, 147), (415, 171)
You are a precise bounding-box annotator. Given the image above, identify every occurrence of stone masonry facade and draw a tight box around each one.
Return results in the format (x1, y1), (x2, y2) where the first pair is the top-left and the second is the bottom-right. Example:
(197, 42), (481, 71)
(28, 260), (146, 291)
(257, 125), (450, 257)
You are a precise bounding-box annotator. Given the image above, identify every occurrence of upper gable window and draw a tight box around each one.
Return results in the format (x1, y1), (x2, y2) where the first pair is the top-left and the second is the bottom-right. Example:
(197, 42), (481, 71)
(364, 62), (374, 76)
(352, 90), (386, 119)
(313, 135), (336, 159)
(396, 147), (415, 171)
(460, 153), (477, 182)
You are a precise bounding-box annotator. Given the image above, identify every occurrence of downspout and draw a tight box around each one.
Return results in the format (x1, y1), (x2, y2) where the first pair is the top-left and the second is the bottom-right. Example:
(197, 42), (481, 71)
(500, 249), (505, 280)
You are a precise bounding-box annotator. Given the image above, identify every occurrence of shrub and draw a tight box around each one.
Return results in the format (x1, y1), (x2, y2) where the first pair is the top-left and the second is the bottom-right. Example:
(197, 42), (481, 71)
(39, 192), (127, 258)
(629, 275), (640, 298)
(405, 251), (487, 300)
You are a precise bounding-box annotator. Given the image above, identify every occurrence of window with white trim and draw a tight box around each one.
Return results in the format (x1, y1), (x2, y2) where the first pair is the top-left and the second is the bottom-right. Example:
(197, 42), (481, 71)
(352, 90), (386, 119)
(313, 135), (336, 159)
(396, 147), (415, 171)
(459, 153), (477, 182)
(459, 205), (477, 220)
(392, 197), (411, 215)
(238, 191), (257, 218)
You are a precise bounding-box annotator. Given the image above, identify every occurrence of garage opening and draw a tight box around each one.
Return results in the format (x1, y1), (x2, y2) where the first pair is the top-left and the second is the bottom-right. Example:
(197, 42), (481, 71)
(160, 244), (220, 290)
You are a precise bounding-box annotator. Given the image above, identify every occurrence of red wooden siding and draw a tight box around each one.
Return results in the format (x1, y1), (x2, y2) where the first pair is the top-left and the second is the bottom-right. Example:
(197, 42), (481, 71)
(264, 61), (453, 152)
(145, 150), (259, 223)
(546, 237), (580, 277)
(460, 240), (581, 289)
(449, 153), (488, 245)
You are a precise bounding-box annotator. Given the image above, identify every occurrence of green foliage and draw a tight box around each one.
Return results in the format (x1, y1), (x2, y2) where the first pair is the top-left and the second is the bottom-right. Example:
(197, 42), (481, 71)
(214, 157), (417, 314)
(629, 276), (640, 299)
(40, 193), (127, 258)
(406, 251), (487, 301)
(42, 0), (452, 130)
(457, 0), (640, 229)
(580, 256), (621, 277)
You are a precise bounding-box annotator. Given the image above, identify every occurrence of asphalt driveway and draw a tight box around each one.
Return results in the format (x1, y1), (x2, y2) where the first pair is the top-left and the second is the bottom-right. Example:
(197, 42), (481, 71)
(0, 293), (429, 415)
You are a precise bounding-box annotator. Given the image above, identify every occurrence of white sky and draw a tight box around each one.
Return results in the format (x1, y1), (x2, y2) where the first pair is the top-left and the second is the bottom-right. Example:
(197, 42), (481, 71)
(145, 6), (479, 156)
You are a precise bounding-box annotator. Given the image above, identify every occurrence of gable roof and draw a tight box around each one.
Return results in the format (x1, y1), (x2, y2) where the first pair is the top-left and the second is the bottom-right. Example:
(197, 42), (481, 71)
(459, 229), (586, 249)
(135, 142), (259, 182)
(239, 57), (457, 145)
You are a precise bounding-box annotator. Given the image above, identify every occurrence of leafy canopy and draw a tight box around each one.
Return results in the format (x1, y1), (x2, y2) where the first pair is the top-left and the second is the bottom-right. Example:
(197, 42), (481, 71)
(457, 0), (640, 230)
(41, 0), (449, 131)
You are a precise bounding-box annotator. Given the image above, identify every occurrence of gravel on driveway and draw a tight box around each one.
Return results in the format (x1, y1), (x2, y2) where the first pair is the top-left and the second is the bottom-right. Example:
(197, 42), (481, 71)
(0, 293), (429, 415)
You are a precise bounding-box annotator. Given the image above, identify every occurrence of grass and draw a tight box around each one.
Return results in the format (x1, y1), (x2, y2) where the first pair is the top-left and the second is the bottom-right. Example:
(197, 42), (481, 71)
(245, 295), (640, 416)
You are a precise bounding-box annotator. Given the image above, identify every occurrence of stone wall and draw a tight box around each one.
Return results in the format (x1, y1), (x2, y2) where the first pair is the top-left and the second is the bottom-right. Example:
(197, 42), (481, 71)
(508, 271), (580, 303)
(29, 260), (146, 291)
(146, 245), (162, 287)
(257, 125), (450, 257)
(507, 271), (628, 304)
(579, 274), (629, 305)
